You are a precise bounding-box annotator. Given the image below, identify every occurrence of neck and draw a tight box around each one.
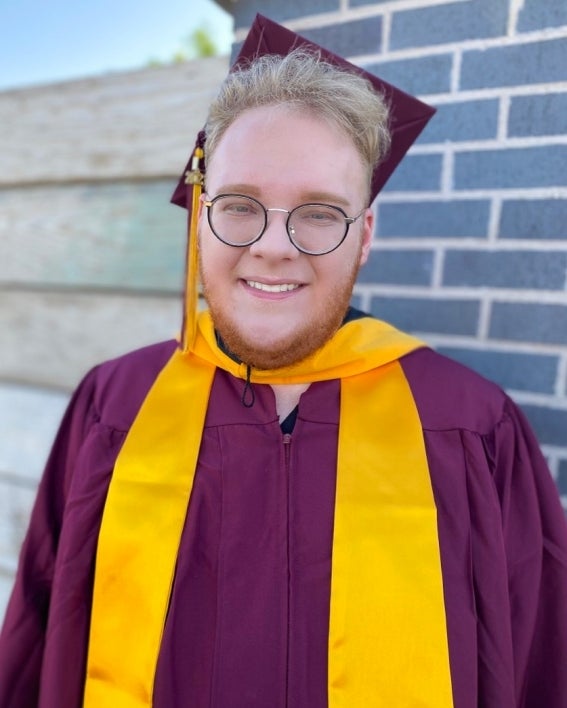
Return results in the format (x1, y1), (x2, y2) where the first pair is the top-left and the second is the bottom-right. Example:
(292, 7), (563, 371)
(271, 383), (311, 422)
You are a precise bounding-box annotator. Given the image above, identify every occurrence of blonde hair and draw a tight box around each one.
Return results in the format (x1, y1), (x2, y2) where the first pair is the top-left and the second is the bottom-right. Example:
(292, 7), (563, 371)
(204, 49), (391, 200)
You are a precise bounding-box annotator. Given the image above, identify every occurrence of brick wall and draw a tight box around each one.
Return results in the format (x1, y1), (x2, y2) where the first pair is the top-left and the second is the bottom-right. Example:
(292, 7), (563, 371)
(230, 0), (567, 499)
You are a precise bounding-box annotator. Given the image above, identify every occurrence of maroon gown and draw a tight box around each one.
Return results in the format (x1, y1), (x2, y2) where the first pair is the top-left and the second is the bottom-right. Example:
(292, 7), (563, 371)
(1, 331), (566, 707)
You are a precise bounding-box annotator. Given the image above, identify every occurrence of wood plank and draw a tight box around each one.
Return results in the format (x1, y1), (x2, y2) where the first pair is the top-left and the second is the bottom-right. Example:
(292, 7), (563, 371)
(0, 569), (16, 625)
(0, 479), (36, 579)
(0, 291), (182, 389)
(0, 384), (70, 482)
(0, 56), (229, 184)
(0, 181), (187, 291)
(0, 384), (71, 623)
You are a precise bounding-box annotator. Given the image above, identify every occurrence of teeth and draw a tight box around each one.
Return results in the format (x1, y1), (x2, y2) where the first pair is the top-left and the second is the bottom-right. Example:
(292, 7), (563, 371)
(246, 280), (300, 293)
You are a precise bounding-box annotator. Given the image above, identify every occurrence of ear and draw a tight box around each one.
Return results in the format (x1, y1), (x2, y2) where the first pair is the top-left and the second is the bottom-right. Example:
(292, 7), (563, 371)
(198, 192), (207, 219)
(358, 208), (374, 266)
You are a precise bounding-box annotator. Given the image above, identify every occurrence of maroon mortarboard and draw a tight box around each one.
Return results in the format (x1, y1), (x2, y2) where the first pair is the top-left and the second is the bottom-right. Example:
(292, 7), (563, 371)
(171, 13), (435, 210)
(172, 14), (436, 351)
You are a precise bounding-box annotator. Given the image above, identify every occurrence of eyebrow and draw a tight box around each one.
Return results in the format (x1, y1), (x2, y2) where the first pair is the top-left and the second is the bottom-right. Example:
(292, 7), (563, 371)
(212, 183), (352, 209)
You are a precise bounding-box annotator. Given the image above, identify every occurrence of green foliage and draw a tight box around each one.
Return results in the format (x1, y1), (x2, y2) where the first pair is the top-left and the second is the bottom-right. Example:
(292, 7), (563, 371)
(148, 25), (219, 67)
(190, 27), (217, 58)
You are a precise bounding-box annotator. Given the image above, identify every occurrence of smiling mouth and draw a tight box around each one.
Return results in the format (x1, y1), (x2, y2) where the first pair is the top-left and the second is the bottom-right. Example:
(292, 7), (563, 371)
(245, 280), (301, 293)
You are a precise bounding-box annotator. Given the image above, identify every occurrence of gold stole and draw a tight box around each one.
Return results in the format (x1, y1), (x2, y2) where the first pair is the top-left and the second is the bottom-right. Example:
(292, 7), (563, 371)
(84, 312), (453, 706)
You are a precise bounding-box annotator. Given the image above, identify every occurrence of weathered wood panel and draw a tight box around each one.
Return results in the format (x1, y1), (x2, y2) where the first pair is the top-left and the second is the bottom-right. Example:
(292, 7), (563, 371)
(0, 384), (72, 622)
(0, 384), (70, 481)
(0, 291), (181, 389)
(0, 181), (186, 291)
(0, 56), (229, 184)
(0, 477), (37, 623)
(0, 480), (36, 573)
(0, 55), (228, 623)
(0, 571), (14, 624)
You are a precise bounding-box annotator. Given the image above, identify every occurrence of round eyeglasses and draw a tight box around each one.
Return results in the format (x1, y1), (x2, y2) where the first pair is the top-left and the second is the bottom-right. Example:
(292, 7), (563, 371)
(203, 193), (366, 256)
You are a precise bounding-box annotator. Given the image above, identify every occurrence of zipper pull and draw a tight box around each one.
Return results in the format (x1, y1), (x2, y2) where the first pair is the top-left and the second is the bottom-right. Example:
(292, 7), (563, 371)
(282, 433), (292, 466)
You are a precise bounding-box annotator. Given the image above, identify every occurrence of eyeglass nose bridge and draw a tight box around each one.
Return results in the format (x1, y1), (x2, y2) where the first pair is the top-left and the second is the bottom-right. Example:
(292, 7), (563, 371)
(265, 207), (291, 215)
(263, 206), (295, 238)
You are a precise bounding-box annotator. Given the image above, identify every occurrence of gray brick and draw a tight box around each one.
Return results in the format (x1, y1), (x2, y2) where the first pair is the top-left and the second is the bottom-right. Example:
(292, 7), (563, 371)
(370, 297), (480, 335)
(233, 0), (338, 29)
(390, 0), (507, 50)
(364, 54), (451, 96)
(490, 303), (567, 345)
(437, 347), (558, 394)
(454, 147), (567, 190)
(443, 250), (567, 290)
(350, 0), (390, 6)
(357, 250), (434, 286)
(382, 154), (442, 192)
(509, 93), (567, 138)
(377, 200), (490, 238)
(500, 199), (567, 240)
(349, 293), (364, 311)
(461, 38), (567, 90)
(558, 459), (567, 496)
(417, 100), (499, 144)
(518, 0), (567, 31)
(298, 18), (382, 58)
(520, 404), (567, 448)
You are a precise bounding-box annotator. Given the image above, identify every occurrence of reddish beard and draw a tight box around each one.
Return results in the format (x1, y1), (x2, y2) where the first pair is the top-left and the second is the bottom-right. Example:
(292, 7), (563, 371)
(199, 253), (361, 371)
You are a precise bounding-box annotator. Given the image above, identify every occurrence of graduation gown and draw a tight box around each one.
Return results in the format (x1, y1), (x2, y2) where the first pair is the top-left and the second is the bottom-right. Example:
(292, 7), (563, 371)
(1, 330), (567, 707)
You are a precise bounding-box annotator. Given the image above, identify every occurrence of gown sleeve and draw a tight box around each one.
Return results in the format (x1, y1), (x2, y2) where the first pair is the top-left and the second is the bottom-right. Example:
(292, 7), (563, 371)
(490, 399), (567, 707)
(0, 369), (99, 707)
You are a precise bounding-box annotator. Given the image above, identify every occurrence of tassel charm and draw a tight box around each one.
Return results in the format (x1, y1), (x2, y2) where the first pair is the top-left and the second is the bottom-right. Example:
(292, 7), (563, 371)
(185, 148), (205, 185)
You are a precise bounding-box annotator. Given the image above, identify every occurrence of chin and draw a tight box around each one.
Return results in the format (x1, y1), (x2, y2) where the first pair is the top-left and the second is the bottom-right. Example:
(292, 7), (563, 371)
(201, 264), (358, 370)
(214, 313), (346, 371)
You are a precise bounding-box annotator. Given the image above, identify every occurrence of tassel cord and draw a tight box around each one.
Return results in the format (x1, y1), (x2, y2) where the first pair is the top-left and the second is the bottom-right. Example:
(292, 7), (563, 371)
(241, 364), (256, 408)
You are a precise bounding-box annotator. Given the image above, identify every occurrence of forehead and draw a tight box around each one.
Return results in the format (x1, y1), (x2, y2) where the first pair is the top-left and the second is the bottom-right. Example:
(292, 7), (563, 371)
(205, 105), (367, 202)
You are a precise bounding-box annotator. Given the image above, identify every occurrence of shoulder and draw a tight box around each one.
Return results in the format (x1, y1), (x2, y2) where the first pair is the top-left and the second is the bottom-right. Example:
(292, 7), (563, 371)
(399, 347), (510, 434)
(83, 339), (178, 431)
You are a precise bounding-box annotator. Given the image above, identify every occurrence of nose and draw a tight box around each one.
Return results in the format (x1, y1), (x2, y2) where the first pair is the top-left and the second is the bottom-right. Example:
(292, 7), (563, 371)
(248, 208), (299, 260)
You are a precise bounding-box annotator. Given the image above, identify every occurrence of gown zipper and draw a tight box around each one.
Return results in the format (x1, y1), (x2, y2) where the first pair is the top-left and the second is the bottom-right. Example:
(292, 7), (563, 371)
(282, 432), (292, 708)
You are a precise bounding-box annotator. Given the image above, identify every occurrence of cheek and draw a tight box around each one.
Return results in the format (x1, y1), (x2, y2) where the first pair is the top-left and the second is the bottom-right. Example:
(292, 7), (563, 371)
(313, 252), (356, 289)
(198, 224), (218, 278)
(199, 226), (241, 279)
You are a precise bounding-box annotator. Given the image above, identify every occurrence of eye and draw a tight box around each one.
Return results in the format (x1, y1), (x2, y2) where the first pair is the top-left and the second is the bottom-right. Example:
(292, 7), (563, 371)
(297, 205), (342, 226)
(218, 197), (259, 217)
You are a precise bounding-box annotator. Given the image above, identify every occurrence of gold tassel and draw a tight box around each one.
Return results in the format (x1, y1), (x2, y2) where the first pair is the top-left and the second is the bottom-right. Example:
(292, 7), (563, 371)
(181, 147), (204, 352)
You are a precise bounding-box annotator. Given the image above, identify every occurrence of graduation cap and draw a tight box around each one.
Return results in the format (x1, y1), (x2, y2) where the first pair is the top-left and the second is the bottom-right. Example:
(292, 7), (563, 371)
(172, 14), (436, 351)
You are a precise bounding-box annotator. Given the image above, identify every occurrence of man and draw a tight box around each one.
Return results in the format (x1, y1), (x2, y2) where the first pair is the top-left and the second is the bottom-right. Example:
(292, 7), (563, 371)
(1, 15), (566, 708)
